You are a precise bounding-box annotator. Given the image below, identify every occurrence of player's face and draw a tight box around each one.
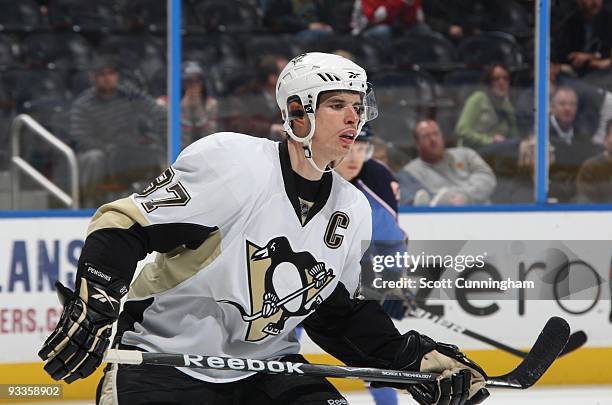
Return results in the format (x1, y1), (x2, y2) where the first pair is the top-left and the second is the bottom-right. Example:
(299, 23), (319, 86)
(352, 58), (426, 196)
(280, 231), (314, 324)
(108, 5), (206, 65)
(336, 141), (370, 181)
(312, 91), (362, 164)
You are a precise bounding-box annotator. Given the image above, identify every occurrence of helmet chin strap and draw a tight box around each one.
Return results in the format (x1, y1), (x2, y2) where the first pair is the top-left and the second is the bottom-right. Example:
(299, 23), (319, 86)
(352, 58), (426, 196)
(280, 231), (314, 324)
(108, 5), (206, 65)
(284, 113), (337, 174)
(284, 112), (366, 174)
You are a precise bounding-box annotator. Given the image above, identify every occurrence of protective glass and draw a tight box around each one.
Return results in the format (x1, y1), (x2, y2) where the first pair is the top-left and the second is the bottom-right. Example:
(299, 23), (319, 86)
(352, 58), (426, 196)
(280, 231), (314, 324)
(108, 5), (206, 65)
(362, 83), (378, 123)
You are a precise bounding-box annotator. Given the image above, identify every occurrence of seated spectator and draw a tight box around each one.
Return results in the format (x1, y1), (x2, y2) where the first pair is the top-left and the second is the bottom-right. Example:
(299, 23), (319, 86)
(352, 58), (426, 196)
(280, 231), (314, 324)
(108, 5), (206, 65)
(180, 61), (218, 148)
(261, 0), (334, 44)
(577, 119), (612, 203)
(398, 119), (496, 206)
(351, 0), (425, 51)
(224, 54), (287, 140)
(551, 0), (612, 76)
(549, 85), (601, 202)
(71, 55), (167, 207)
(456, 63), (519, 149)
(422, 0), (484, 42)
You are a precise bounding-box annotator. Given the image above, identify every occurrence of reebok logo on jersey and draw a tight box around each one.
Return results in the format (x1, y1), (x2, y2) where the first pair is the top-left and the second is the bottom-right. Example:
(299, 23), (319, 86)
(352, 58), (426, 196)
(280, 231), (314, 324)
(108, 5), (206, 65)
(183, 355), (305, 374)
(327, 400), (348, 405)
(91, 287), (119, 309)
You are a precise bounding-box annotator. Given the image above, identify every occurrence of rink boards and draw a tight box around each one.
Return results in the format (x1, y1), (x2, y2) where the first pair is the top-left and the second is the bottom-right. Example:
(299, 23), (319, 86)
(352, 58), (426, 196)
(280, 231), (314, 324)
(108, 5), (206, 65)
(0, 211), (610, 401)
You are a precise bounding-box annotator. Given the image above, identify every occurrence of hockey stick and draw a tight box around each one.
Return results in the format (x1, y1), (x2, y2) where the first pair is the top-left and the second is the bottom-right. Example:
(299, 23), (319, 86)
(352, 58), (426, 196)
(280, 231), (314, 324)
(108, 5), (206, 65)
(220, 269), (334, 322)
(407, 306), (587, 358)
(365, 287), (586, 359)
(104, 317), (569, 389)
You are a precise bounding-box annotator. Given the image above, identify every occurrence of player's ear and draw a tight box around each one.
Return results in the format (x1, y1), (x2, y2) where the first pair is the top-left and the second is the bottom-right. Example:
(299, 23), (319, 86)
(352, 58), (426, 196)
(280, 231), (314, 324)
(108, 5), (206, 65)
(288, 99), (309, 137)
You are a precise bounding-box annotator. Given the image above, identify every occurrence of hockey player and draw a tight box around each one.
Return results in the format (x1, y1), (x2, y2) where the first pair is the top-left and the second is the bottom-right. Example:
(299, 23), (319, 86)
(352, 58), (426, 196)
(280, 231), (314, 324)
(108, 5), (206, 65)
(336, 126), (410, 405)
(39, 53), (489, 405)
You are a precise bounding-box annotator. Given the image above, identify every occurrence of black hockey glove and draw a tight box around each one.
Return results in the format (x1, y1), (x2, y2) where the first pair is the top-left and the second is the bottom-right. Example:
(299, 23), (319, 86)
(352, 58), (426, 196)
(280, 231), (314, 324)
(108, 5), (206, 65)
(373, 331), (490, 405)
(38, 263), (127, 383)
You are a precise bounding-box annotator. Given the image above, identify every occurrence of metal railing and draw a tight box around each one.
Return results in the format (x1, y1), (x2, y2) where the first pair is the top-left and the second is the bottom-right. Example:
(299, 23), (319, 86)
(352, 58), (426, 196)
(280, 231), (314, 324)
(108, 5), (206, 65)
(10, 114), (79, 209)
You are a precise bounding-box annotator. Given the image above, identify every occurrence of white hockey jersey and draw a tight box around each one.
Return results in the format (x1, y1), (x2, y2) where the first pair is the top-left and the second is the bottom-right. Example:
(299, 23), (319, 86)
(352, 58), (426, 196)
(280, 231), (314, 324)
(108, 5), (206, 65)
(88, 133), (372, 382)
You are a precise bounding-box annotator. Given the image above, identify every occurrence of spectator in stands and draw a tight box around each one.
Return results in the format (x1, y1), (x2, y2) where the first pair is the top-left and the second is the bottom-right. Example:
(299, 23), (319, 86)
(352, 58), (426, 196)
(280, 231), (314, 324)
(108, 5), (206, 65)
(456, 63), (519, 149)
(180, 61), (218, 148)
(398, 119), (496, 206)
(549, 85), (601, 202)
(577, 118), (612, 202)
(261, 0), (334, 44)
(551, 0), (612, 75)
(421, 0), (484, 41)
(371, 136), (389, 165)
(224, 54), (287, 139)
(351, 0), (425, 54)
(70, 55), (167, 207)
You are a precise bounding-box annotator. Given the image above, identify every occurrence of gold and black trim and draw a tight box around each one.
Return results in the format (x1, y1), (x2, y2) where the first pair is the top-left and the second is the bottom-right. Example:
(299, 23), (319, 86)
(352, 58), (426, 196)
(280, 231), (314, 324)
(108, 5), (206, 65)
(324, 211), (349, 249)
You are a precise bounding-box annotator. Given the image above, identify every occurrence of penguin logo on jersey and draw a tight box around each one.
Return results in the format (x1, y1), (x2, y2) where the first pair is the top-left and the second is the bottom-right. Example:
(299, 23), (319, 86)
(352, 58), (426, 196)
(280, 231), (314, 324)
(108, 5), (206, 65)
(219, 236), (335, 341)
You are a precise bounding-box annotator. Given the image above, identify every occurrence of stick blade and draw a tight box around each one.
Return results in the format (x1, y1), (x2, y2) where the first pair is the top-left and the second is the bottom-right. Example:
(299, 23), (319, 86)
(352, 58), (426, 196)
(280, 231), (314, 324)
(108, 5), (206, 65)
(560, 330), (587, 356)
(488, 317), (570, 389)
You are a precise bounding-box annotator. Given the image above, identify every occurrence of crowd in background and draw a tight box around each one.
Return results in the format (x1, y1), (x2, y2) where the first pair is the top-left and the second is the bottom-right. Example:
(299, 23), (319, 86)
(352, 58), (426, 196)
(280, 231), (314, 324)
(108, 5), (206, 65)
(1, 0), (612, 208)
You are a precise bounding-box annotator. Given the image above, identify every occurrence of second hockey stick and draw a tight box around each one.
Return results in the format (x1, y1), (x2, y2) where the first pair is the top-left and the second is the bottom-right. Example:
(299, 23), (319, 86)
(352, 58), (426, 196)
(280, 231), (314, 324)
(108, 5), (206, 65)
(408, 306), (587, 358)
(104, 317), (570, 389)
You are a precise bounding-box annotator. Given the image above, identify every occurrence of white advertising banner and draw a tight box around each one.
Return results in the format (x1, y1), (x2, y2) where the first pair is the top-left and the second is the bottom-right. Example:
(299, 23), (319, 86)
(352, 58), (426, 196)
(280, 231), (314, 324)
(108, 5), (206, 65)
(0, 212), (610, 364)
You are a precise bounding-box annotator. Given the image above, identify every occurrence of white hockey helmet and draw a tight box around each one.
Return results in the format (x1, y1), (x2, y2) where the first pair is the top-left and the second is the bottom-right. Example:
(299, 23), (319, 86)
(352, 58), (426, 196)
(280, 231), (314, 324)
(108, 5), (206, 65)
(275, 52), (378, 158)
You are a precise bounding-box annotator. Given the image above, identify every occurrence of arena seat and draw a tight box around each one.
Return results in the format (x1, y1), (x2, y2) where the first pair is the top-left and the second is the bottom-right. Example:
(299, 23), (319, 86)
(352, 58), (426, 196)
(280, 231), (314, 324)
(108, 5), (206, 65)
(99, 35), (165, 73)
(21, 32), (93, 70)
(209, 63), (260, 97)
(0, 34), (16, 69)
(121, 0), (167, 32)
(393, 31), (460, 71)
(300, 35), (386, 70)
(369, 70), (441, 146)
(47, 0), (122, 31)
(194, 0), (261, 33)
(458, 32), (525, 70)
(0, 0), (42, 31)
(183, 34), (244, 69)
(483, 0), (532, 38)
(6, 70), (69, 107)
(248, 34), (302, 60)
(442, 69), (484, 105)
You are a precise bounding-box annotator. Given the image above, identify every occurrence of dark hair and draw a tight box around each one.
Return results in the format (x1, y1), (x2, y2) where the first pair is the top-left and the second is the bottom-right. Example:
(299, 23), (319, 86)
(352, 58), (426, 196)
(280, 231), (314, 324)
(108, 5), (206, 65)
(481, 63), (511, 87)
(551, 85), (577, 103)
(91, 54), (118, 73)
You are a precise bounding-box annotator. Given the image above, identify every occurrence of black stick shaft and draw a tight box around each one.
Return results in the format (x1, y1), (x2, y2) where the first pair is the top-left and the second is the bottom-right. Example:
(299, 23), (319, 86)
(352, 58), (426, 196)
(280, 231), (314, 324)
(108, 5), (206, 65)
(104, 350), (438, 385)
(104, 317), (570, 390)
